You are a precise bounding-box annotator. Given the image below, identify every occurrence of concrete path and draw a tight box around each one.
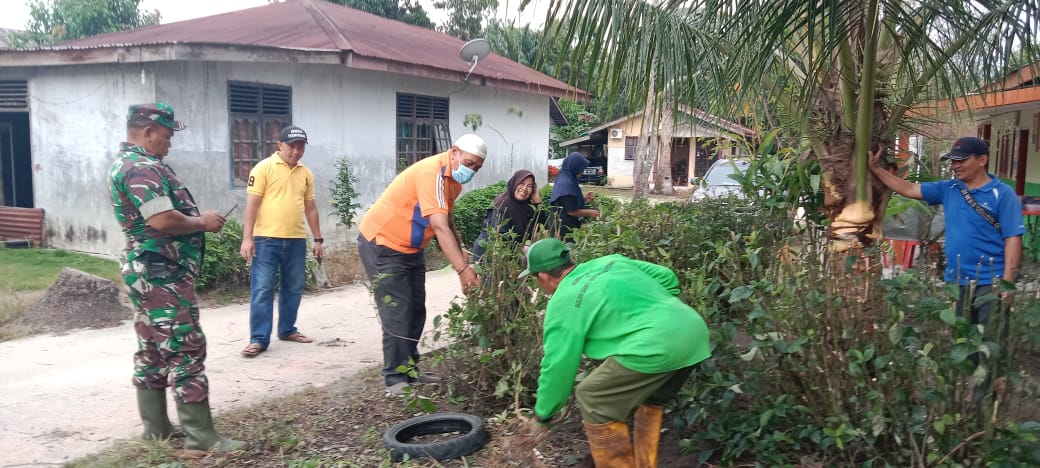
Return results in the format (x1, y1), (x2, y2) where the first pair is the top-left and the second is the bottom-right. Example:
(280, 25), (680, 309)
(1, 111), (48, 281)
(0, 269), (464, 467)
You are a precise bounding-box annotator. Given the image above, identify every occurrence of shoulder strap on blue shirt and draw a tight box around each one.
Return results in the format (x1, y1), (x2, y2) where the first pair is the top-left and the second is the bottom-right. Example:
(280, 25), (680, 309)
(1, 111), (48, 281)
(956, 185), (1000, 231)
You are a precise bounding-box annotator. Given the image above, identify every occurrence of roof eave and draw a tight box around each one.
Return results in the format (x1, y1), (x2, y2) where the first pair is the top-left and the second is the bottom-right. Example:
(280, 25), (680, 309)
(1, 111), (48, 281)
(560, 134), (591, 147)
(347, 53), (585, 99)
(0, 43), (586, 99)
(919, 86), (1040, 118)
(0, 43), (343, 66)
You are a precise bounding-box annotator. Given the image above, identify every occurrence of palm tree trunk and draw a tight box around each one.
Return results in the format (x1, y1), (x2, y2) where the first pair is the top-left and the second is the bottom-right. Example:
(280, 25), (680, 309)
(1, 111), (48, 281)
(633, 71), (657, 199)
(652, 95), (674, 195)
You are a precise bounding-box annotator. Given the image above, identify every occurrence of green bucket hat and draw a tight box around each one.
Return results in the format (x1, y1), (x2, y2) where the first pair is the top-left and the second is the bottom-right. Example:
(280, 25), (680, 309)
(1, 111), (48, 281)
(518, 238), (572, 278)
(127, 102), (187, 131)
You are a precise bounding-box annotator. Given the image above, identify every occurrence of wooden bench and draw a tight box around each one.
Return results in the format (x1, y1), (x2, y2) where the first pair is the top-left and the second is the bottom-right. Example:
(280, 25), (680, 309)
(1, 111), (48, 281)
(0, 207), (46, 248)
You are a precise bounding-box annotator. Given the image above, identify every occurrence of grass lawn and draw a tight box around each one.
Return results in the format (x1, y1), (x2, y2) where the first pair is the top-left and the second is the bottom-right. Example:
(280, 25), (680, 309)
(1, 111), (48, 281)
(0, 247), (121, 341)
(0, 247), (120, 291)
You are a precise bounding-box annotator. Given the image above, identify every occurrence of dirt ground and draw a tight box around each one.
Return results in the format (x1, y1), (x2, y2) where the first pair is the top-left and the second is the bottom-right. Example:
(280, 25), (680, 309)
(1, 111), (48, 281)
(70, 365), (696, 467)
(9, 237), (1039, 467)
(1, 239), (698, 467)
(16, 268), (132, 334)
(1, 242), (694, 467)
(0, 268), (463, 466)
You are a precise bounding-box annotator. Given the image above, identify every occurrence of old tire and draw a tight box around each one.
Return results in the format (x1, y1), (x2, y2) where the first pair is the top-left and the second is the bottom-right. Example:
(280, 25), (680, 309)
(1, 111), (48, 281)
(382, 412), (488, 461)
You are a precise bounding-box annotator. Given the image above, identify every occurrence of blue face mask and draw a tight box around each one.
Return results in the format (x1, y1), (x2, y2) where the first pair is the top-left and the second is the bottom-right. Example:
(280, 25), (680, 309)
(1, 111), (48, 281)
(452, 164), (475, 184)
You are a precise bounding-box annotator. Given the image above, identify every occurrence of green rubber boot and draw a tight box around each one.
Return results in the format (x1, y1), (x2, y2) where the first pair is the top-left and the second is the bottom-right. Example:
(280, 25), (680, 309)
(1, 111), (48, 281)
(175, 400), (247, 453)
(136, 388), (175, 440)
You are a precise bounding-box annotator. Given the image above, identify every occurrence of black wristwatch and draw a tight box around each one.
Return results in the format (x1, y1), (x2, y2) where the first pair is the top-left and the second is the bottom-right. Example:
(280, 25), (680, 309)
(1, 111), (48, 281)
(313, 238), (324, 243)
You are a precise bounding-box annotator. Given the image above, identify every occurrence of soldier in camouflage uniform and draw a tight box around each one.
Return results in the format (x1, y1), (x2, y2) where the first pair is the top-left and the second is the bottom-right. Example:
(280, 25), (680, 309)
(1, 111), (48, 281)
(109, 102), (246, 454)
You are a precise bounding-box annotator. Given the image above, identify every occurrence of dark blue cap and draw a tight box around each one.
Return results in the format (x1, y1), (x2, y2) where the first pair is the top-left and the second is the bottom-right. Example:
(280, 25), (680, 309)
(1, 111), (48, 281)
(941, 137), (988, 161)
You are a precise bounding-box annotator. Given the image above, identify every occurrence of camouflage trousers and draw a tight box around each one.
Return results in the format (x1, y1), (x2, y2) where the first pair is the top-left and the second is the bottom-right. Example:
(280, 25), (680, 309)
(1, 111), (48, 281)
(123, 256), (208, 403)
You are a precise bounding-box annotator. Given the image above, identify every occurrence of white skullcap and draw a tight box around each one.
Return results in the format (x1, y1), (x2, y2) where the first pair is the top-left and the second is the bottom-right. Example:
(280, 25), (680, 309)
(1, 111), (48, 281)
(454, 133), (487, 159)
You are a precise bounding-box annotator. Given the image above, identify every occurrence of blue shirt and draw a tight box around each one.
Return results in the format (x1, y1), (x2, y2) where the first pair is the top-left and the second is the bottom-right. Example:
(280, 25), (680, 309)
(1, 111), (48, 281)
(920, 175), (1024, 284)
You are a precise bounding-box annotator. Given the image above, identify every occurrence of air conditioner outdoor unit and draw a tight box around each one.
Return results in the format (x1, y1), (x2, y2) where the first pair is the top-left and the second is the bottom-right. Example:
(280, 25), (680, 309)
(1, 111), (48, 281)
(609, 128), (624, 139)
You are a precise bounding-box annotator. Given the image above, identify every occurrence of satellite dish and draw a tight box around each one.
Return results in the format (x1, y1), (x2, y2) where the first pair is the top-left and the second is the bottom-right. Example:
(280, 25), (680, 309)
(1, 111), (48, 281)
(459, 38), (491, 82)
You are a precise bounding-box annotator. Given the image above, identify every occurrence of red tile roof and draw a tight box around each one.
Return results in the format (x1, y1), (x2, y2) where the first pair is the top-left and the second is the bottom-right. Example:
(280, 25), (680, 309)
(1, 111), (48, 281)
(37, 0), (585, 99)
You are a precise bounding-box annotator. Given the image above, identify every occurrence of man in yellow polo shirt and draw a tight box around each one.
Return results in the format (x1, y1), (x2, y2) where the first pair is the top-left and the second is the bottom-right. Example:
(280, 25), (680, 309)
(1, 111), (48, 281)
(358, 133), (486, 395)
(239, 125), (324, 357)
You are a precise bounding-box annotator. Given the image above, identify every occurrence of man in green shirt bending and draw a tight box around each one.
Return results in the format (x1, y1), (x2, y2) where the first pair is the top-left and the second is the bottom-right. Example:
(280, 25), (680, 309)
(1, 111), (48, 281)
(520, 239), (711, 467)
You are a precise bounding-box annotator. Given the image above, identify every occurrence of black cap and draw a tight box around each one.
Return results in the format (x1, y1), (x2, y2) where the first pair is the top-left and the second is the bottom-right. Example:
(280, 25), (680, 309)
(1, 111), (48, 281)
(279, 125), (308, 144)
(941, 137), (988, 161)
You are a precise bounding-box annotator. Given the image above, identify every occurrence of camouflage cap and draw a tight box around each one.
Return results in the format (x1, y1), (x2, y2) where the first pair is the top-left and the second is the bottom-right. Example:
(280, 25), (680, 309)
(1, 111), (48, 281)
(127, 103), (187, 131)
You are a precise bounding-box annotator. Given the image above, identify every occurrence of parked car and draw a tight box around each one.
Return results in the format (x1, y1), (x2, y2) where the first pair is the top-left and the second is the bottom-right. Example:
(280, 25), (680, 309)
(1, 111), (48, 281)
(578, 164), (607, 185)
(548, 157), (607, 185)
(690, 158), (751, 201)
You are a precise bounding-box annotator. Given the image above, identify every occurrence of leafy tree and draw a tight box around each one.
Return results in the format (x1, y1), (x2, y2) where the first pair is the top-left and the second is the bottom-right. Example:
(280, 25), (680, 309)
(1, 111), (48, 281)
(11, 0), (160, 48)
(549, 99), (598, 158)
(434, 0), (498, 40)
(485, 20), (596, 94)
(485, 20), (540, 68)
(326, 0), (434, 29)
(540, 0), (1040, 250)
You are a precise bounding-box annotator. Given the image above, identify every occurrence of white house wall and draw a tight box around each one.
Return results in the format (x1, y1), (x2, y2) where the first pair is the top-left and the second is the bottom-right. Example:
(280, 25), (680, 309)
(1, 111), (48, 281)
(988, 107), (1040, 195)
(23, 64), (156, 255)
(603, 119), (742, 188)
(12, 61), (551, 256)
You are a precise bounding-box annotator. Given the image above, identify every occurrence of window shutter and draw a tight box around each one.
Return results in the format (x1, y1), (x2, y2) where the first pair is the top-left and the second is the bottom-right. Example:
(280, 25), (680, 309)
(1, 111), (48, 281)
(396, 93), (451, 171)
(0, 81), (29, 111)
(431, 98), (449, 120)
(229, 83), (260, 113)
(227, 82), (292, 187)
(262, 86), (291, 115)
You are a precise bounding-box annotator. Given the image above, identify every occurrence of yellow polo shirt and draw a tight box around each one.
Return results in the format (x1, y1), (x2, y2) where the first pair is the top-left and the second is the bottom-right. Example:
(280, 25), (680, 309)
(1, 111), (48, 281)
(247, 153), (315, 238)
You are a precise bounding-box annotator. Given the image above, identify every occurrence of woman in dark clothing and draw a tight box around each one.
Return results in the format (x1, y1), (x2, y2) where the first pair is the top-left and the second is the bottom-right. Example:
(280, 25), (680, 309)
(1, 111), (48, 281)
(472, 169), (546, 261)
(550, 153), (600, 239)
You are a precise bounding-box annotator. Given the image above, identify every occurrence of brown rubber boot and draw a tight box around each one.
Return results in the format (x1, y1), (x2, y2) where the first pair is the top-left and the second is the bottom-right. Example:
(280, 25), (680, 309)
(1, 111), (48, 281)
(582, 420), (636, 467)
(632, 404), (663, 468)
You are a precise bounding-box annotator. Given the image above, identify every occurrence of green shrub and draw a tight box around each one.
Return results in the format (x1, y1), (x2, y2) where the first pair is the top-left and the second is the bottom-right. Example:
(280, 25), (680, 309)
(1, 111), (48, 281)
(198, 219), (316, 292)
(441, 186), (1040, 465)
(678, 233), (1040, 466)
(587, 192), (620, 217)
(435, 225), (548, 414)
(538, 183), (552, 202)
(436, 196), (781, 419)
(329, 158), (362, 228)
(453, 181), (506, 246)
(198, 219), (249, 292)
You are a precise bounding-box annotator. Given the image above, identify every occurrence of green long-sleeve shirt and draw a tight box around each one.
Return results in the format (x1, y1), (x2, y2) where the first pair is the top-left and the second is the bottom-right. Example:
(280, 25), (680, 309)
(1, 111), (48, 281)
(534, 254), (712, 419)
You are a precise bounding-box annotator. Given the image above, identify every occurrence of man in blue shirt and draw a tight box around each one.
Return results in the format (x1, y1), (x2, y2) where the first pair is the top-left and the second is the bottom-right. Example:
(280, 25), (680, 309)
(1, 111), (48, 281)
(870, 137), (1023, 328)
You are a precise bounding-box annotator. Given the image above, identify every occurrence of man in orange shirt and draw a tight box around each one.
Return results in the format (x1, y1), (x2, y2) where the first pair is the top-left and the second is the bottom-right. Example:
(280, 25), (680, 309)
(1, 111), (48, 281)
(358, 134), (486, 395)
(239, 125), (324, 357)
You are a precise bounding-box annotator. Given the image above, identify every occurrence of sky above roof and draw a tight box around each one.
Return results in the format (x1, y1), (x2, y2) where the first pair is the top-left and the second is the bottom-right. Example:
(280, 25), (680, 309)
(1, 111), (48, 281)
(0, 0), (548, 31)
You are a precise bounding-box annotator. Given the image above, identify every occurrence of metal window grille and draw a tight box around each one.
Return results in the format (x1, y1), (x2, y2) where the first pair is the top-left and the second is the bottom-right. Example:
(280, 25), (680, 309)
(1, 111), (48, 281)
(624, 136), (638, 160)
(396, 93), (450, 172)
(228, 82), (291, 187)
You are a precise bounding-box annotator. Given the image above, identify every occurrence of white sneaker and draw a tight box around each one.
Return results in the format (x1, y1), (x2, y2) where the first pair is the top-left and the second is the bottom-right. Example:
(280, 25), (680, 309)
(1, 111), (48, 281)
(385, 382), (411, 396)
